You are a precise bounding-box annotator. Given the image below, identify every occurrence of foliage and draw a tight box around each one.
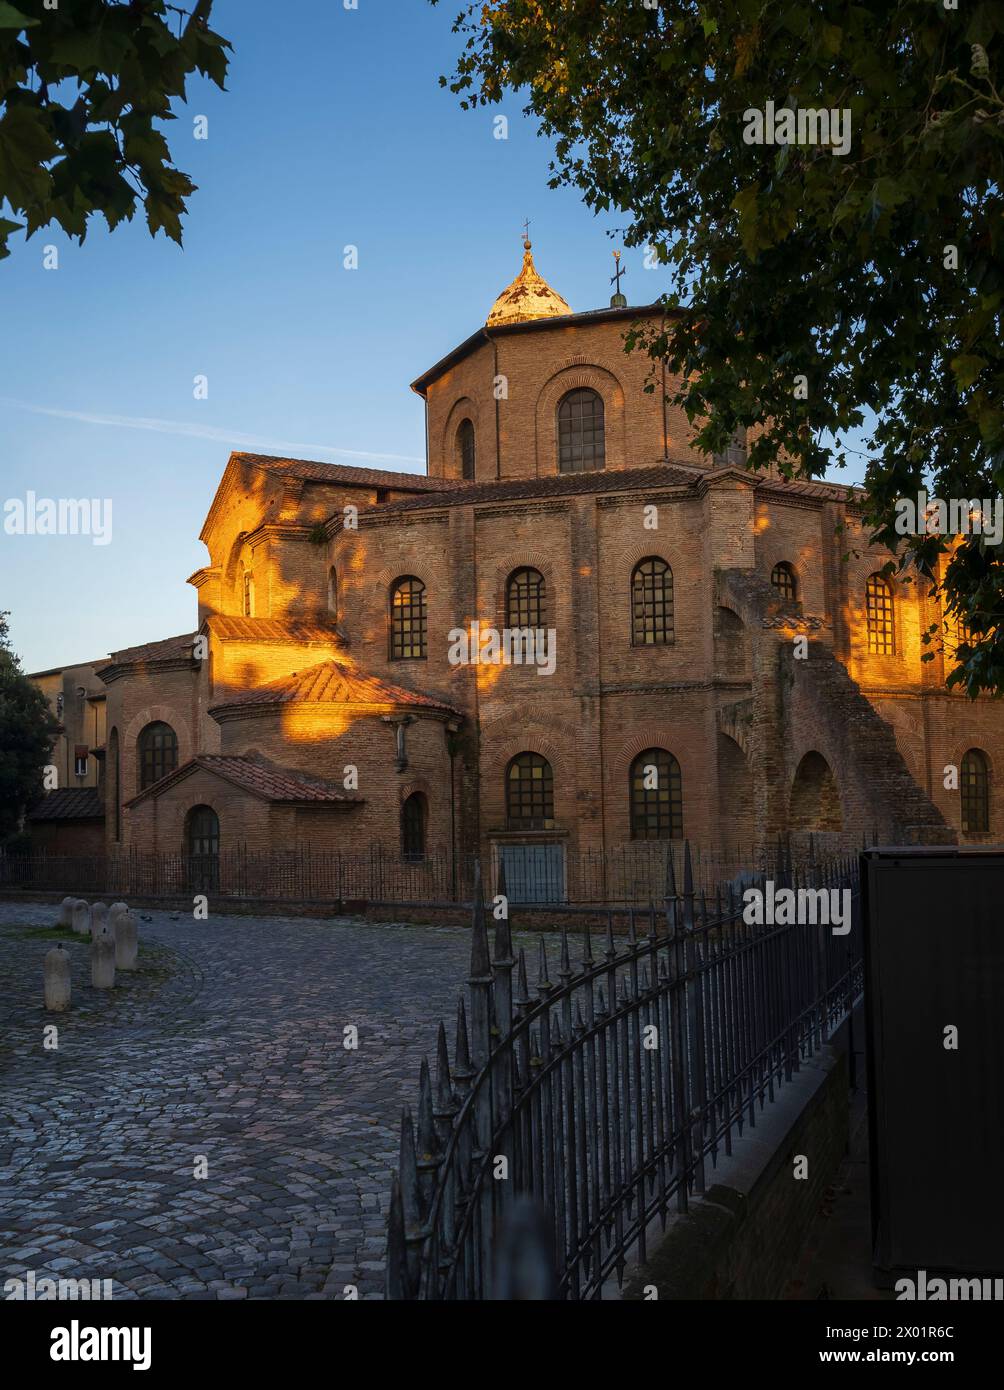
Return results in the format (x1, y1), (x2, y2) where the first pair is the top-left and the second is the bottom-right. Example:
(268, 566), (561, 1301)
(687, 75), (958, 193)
(0, 611), (59, 841)
(435, 0), (1004, 695)
(0, 0), (230, 258)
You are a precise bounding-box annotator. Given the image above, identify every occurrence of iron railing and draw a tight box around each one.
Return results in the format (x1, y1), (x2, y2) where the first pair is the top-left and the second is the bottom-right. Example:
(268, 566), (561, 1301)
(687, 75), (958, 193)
(385, 840), (863, 1299)
(0, 834), (866, 908)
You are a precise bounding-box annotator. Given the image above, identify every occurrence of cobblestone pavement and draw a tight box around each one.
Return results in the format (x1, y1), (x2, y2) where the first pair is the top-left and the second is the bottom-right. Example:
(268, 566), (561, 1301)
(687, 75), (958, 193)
(0, 901), (561, 1301)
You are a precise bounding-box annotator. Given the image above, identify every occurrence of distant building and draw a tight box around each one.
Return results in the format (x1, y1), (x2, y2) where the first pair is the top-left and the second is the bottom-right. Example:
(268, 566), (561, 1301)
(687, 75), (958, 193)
(27, 242), (1002, 891)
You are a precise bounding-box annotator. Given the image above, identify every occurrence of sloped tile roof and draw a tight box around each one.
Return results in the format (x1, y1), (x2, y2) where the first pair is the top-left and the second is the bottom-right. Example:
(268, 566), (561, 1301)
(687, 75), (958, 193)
(205, 615), (343, 643)
(232, 452), (460, 493)
(97, 631), (198, 671)
(29, 788), (104, 821)
(126, 755), (360, 808)
(209, 658), (460, 718)
(370, 463), (703, 514)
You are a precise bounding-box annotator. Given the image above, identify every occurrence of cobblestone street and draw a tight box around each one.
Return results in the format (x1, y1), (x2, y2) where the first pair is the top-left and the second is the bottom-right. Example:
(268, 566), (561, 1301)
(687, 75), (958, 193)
(0, 901), (512, 1301)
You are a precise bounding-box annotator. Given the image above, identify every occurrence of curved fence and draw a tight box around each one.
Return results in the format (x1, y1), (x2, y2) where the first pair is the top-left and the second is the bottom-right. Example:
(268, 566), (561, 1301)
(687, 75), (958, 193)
(386, 841), (862, 1299)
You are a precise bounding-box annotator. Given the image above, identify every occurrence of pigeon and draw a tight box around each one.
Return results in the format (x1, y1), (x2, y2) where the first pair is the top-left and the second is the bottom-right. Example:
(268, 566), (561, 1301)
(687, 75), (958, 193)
(140, 914), (153, 923)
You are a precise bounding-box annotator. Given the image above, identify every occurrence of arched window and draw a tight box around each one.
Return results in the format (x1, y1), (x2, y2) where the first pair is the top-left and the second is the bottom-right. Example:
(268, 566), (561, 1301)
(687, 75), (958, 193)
(401, 792), (427, 859)
(328, 566), (338, 617)
(631, 557), (674, 645)
(185, 805), (220, 891)
(630, 748), (683, 840)
(771, 562), (797, 601)
(108, 727), (121, 842)
(242, 568), (254, 618)
(558, 388), (605, 473)
(457, 419), (476, 481)
(138, 721), (178, 791)
(389, 576), (427, 659)
(506, 568), (546, 629)
(506, 753), (554, 829)
(866, 574), (895, 655)
(961, 749), (990, 833)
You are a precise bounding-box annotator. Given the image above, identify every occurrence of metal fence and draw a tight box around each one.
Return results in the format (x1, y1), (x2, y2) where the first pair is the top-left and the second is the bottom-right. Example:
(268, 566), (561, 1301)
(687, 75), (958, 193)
(385, 839), (863, 1299)
(0, 835), (862, 907)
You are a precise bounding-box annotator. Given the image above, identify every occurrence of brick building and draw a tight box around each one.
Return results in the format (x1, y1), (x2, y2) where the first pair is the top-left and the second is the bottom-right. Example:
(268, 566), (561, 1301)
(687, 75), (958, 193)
(29, 242), (1003, 896)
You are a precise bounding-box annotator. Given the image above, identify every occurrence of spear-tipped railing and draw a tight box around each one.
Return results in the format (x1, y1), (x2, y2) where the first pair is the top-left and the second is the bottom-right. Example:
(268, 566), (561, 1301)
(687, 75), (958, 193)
(386, 839), (862, 1300)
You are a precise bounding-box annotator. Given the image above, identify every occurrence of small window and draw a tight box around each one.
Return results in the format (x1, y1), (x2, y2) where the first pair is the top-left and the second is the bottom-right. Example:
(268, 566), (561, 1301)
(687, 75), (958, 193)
(771, 562), (797, 601)
(506, 568), (546, 630)
(185, 804), (220, 891)
(242, 569), (254, 618)
(401, 792), (427, 860)
(713, 429), (748, 468)
(558, 389), (605, 473)
(328, 566), (338, 617)
(630, 748), (683, 840)
(138, 721), (178, 791)
(74, 746), (88, 778)
(457, 419), (476, 481)
(866, 574), (894, 655)
(961, 749), (990, 834)
(631, 558), (674, 645)
(506, 753), (554, 830)
(390, 576), (427, 659)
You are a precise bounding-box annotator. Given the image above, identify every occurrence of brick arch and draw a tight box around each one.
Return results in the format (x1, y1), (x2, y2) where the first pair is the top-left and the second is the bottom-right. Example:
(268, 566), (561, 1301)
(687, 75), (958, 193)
(535, 363), (627, 473)
(613, 730), (689, 784)
(441, 396), (483, 480)
(482, 731), (564, 781)
(948, 739), (995, 779)
(399, 775), (432, 807)
(479, 704), (556, 735)
(788, 749), (843, 832)
(124, 706), (193, 798)
(763, 553), (802, 596)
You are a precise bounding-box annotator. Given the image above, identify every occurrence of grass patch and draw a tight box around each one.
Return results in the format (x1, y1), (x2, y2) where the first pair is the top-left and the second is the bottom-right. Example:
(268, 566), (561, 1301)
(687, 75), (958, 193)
(6, 924), (81, 943)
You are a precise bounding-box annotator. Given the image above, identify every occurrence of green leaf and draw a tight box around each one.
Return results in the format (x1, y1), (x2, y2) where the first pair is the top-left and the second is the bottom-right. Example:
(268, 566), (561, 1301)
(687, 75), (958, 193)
(0, 2), (38, 28)
(951, 355), (987, 389)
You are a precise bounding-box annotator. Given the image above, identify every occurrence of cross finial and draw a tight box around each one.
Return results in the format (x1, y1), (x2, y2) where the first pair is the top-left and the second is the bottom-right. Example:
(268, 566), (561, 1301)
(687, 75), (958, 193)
(522, 217), (531, 249)
(609, 249), (627, 306)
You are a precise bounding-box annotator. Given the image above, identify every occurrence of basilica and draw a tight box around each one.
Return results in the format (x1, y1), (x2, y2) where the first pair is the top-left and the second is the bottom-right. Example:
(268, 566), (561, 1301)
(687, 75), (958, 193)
(30, 241), (1002, 899)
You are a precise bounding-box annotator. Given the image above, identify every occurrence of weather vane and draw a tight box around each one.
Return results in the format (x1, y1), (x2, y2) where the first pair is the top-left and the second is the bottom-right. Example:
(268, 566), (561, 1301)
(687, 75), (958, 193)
(610, 249), (627, 306)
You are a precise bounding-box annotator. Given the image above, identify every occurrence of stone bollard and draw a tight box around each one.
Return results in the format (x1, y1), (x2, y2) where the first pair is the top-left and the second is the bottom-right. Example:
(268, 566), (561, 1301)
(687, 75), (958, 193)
(109, 901), (129, 926)
(56, 896), (77, 929)
(89, 902), (108, 939)
(114, 910), (138, 972)
(71, 901), (91, 936)
(44, 944), (71, 1011)
(91, 924), (115, 989)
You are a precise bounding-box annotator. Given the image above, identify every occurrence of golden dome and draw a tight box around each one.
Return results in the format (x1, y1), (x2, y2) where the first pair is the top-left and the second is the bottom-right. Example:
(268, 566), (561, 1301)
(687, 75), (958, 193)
(486, 240), (573, 328)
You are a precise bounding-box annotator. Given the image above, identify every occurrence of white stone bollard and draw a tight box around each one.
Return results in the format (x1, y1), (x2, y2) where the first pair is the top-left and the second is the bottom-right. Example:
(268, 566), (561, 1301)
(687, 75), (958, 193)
(89, 902), (108, 939)
(44, 944), (71, 1011)
(114, 910), (138, 972)
(56, 896), (77, 929)
(109, 901), (129, 924)
(91, 924), (116, 989)
(71, 901), (91, 936)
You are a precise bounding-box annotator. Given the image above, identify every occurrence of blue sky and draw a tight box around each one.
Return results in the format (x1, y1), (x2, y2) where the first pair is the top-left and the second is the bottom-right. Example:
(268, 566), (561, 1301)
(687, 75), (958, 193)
(1, 0), (866, 674)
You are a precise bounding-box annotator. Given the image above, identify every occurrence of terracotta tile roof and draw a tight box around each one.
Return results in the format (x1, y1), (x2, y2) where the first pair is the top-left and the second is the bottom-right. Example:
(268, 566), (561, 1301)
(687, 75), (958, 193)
(29, 788), (104, 821)
(232, 452), (460, 493)
(126, 754), (360, 808)
(369, 463), (703, 514)
(205, 615), (343, 643)
(209, 658), (460, 718)
(98, 631), (199, 670)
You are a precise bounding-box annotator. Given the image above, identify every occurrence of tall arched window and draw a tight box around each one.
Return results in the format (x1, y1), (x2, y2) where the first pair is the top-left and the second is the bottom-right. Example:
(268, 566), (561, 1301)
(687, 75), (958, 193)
(961, 749), (990, 833)
(401, 792), (427, 859)
(137, 721), (178, 790)
(558, 388), (605, 473)
(328, 566), (338, 617)
(631, 557), (674, 645)
(389, 576), (427, 659)
(771, 562), (797, 601)
(506, 568), (546, 629)
(866, 574), (895, 655)
(242, 568), (254, 618)
(457, 419), (476, 480)
(506, 753), (554, 829)
(630, 748), (683, 840)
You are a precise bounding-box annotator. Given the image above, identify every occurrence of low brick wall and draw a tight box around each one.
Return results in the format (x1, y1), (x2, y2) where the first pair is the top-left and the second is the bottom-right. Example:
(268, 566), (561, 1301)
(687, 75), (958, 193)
(622, 1043), (849, 1299)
